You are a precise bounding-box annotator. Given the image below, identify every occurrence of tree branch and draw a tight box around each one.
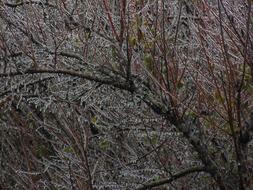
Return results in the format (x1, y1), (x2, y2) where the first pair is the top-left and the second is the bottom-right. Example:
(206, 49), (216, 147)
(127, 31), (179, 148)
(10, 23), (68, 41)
(0, 13), (85, 63)
(0, 69), (131, 91)
(135, 166), (206, 190)
(240, 112), (253, 145)
(4, 1), (56, 8)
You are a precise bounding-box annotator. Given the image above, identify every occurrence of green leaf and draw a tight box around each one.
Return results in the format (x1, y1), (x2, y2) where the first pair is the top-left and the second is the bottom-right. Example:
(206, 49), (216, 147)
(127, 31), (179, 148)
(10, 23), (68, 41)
(91, 116), (97, 125)
(36, 144), (49, 158)
(63, 146), (74, 153)
(74, 37), (82, 47)
(151, 134), (158, 145)
(177, 81), (184, 89)
(144, 41), (153, 51)
(144, 54), (154, 72)
(153, 175), (160, 182)
(185, 111), (197, 118)
(28, 123), (34, 129)
(99, 138), (110, 151)
(129, 36), (137, 47)
(111, 47), (118, 59)
(214, 91), (225, 103)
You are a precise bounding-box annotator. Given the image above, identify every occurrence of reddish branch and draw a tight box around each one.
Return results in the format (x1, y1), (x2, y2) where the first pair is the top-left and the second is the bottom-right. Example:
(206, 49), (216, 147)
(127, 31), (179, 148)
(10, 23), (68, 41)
(102, 0), (120, 42)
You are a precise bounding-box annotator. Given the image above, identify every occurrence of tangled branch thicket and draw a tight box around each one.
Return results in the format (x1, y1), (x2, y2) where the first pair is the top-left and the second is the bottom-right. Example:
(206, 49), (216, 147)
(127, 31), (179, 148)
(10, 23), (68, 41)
(0, 0), (253, 189)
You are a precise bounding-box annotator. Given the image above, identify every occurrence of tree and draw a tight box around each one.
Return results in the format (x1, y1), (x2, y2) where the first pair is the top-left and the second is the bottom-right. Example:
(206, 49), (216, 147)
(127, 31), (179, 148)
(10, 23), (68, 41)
(0, 0), (252, 189)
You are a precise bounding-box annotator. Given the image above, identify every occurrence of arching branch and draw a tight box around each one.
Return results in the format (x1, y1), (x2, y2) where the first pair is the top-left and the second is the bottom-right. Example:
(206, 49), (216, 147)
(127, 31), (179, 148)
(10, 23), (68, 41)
(0, 69), (132, 91)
